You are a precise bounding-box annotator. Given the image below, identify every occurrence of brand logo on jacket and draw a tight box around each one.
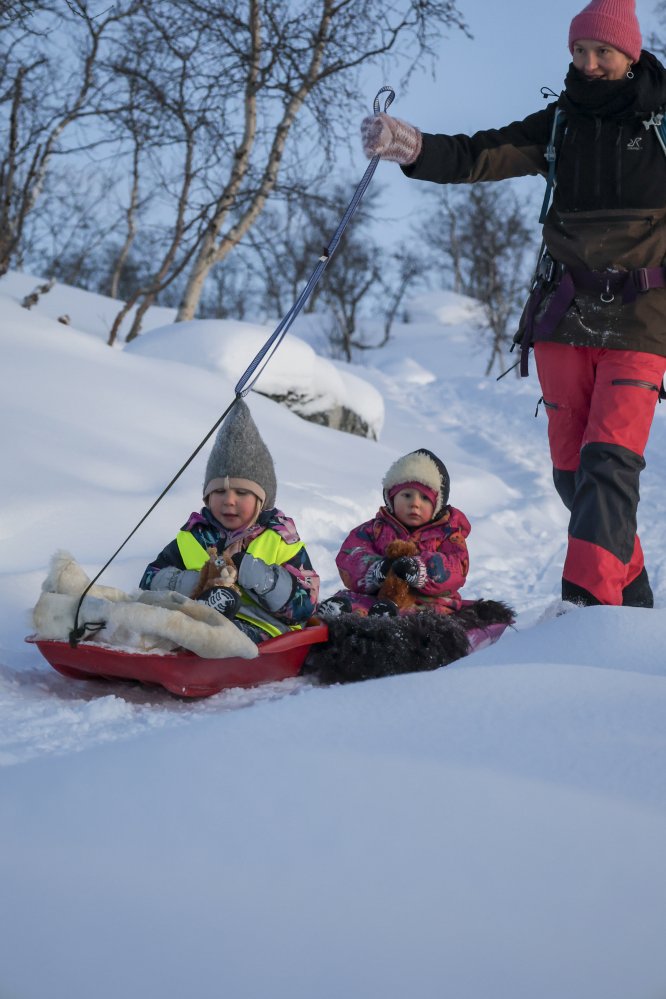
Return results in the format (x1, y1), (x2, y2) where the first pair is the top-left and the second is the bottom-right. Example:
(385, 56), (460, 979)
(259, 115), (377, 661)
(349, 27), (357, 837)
(627, 137), (643, 151)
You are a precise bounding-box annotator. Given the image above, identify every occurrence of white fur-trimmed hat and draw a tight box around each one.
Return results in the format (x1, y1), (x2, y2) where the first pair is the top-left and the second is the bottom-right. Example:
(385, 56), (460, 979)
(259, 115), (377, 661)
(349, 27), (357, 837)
(203, 399), (277, 509)
(382, 448), (450, 518)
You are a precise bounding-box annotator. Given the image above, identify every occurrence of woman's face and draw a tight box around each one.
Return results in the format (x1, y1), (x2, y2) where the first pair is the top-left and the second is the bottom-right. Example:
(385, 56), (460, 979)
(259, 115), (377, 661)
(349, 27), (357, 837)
(572, 39), (633, 80)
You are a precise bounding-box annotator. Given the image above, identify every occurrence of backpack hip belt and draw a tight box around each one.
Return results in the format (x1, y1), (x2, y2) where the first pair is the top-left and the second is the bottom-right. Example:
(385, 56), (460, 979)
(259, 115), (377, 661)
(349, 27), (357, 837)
(518, 257), (666, 375)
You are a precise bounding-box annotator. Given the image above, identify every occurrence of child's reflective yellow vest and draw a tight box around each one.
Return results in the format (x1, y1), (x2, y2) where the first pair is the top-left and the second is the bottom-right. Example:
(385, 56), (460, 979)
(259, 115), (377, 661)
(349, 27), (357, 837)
(176, 530), (304, 637)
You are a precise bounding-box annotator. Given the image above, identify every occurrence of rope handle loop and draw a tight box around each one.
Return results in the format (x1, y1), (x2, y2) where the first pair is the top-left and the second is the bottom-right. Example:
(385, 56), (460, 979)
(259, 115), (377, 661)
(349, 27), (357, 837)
(373, 85), (395, 116)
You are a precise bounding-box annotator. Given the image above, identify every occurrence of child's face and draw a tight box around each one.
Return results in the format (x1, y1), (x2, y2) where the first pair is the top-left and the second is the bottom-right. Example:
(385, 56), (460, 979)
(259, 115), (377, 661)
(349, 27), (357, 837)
(208, 487), (259, 531)
(392, 488), (435, 528)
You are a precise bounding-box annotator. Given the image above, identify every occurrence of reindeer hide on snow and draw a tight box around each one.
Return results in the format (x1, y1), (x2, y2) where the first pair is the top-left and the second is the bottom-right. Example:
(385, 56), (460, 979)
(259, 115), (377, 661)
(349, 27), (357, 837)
(32, 550), (258, 660)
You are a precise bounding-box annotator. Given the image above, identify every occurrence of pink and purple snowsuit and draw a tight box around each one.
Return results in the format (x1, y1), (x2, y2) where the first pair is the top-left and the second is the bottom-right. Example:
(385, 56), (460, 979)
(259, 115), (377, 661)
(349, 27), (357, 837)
(332, 504), (471, 615)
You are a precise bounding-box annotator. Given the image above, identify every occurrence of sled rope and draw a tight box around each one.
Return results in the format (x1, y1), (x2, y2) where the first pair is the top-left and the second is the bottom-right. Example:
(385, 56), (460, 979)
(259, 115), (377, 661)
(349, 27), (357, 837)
(69, 397), (239, 645)
(69, 86), (396, 647)
(233, 85), (395, 396)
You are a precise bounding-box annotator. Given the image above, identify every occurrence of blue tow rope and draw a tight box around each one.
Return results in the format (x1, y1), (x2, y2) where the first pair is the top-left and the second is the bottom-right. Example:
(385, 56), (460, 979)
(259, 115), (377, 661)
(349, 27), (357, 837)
(234, 85), (395, 396)
(69, 86), (396, 645)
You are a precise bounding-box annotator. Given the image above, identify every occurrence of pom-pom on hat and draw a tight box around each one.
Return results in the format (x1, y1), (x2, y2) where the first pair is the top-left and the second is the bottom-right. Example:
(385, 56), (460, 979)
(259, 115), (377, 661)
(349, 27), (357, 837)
(382, 449), (450, 519)
(568, 0), (642, 63)
(203, 399), (277, 510)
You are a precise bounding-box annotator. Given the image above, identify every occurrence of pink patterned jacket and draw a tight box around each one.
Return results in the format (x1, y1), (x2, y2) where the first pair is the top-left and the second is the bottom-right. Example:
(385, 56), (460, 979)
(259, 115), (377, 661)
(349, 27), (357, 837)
(334, 504), (471, 615)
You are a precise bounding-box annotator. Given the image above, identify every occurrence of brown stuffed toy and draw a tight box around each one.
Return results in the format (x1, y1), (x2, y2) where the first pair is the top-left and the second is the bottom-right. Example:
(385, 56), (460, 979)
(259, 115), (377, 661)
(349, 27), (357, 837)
(377, 539), (420, 611)
(190, 546), (240, 601)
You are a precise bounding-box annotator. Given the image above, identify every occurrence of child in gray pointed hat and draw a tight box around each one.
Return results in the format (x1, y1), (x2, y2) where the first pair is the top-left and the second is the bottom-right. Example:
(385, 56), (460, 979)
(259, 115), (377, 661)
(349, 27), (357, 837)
(140, 399), (319, 643)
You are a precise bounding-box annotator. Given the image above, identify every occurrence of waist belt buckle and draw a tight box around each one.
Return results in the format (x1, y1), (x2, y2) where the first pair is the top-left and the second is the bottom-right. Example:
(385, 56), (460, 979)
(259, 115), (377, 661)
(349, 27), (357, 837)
(633, 268), (650, 293)
(537, 252), (556, 284)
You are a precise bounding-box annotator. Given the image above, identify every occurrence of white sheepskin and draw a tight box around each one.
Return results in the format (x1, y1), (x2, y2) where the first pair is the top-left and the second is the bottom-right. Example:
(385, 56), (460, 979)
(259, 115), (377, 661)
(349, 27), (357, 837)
(32, 551), (258, 660)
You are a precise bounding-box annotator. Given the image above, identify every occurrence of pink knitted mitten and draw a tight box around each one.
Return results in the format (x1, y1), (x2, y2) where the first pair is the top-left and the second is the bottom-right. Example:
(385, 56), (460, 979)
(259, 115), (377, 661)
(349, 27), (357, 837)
(360, 113), (422, 165)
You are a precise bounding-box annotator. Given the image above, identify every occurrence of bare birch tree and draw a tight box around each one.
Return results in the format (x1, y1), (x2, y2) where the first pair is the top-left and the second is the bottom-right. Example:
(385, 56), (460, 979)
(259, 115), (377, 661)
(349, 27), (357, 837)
(171, 0), (467, 324)
(0, 1), (139, 277)
(103, 8), (217, 345)
(247, 183), (422, 360)
(4, 0), (465, 342)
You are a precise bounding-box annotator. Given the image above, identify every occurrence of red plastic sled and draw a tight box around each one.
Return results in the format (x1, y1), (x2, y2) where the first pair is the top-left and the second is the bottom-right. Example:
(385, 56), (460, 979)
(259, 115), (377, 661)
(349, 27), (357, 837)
(27, 624), (330, 699)
(27, 620), (509, 699)
(466, 622), (509, 654)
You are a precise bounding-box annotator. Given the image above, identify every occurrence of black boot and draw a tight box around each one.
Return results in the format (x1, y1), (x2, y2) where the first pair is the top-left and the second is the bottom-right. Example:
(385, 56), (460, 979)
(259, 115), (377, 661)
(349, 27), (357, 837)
(561, 579), (601, 607)
(316, 595), (353, 619)
(367, 598), (399, 618)
(622, 567), (654, 608)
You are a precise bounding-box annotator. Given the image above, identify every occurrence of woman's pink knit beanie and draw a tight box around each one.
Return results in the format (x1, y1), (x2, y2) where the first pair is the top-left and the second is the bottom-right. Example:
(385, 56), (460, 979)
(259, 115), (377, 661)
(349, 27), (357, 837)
(568, 0), (642, 63)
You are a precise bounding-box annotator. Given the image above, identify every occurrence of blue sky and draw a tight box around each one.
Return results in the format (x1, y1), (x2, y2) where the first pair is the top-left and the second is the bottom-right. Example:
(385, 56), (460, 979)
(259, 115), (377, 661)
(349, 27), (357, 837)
(384, 0), (660, 133)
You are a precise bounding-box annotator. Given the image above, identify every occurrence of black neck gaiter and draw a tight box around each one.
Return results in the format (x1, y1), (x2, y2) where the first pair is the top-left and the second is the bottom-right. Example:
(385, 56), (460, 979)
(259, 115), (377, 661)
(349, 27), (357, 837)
(561, 63), (640, 118)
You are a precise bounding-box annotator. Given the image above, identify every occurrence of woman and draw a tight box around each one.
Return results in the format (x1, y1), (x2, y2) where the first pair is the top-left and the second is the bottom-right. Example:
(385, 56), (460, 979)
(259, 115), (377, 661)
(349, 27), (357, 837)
(362, 0), (666, 608)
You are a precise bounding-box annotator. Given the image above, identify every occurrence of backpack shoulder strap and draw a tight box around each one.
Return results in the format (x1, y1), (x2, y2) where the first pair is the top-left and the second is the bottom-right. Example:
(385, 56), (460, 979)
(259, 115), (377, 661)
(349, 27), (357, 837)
(539, 106), (567, 224)
(642, 108), (666, 157)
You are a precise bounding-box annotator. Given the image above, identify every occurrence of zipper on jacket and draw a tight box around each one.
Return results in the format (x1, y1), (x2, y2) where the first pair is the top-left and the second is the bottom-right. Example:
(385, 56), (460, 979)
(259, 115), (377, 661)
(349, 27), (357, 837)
(571, 124), (580, 203)
(594, 117), (602, 204)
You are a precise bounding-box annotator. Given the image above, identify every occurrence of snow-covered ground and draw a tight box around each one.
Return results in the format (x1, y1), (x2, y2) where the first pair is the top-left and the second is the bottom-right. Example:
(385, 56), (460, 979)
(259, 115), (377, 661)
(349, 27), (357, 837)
(1, 272), (665, 999)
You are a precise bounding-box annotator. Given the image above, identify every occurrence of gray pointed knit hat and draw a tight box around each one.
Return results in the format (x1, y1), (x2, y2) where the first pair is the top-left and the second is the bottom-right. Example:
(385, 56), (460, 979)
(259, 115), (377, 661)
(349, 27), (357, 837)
(203, 400), (277, 509)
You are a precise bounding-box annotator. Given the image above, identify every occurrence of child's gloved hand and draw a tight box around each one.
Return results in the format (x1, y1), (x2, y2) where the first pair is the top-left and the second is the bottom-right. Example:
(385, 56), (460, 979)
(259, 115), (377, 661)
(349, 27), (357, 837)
(201, 586), (241, 619)
(232, 552), (273, 595)
(150, 567), (201, 596)
(232, 552), (292, 612)
(367, 557), (392, 588)
(360, 112), (422, 164)
(391, 556), (424, 586)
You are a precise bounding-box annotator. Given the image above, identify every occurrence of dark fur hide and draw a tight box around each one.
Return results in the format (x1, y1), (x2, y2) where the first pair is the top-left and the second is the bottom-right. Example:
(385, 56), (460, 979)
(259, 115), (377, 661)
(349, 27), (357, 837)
(454, 599), (515, 631)
(303, 611), (471, 685)
(303, 599), (515, 686)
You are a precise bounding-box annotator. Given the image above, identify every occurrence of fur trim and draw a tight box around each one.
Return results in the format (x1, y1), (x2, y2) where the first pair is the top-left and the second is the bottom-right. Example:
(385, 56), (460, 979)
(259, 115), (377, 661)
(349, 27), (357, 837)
(42, 548), (128, 601)
(32, 551), (258, 660)
(303, 611), (470, 684)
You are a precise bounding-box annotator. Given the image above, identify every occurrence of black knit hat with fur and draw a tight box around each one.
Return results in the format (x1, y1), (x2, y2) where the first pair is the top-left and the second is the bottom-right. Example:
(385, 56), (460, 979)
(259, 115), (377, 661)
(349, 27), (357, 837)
(382, 448), (450, 518)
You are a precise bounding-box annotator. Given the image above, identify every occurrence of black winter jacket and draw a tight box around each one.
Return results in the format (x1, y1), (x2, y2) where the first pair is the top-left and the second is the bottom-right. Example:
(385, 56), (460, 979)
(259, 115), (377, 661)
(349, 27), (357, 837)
(404, 51), (666, 355)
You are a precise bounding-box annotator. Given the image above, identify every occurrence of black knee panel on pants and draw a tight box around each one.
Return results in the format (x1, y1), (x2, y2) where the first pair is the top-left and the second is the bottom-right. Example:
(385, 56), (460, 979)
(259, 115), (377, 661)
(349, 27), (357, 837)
(569, 442), (644, 563)
(553, 468), (576, 512)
